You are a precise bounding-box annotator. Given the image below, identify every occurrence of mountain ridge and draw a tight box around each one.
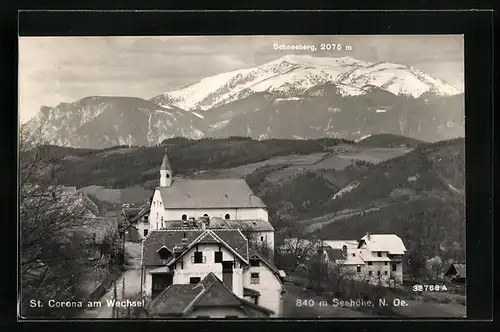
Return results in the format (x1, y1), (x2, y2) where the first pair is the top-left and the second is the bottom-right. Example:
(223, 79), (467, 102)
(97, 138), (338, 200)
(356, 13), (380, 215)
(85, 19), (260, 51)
(25, 55), (464, 149)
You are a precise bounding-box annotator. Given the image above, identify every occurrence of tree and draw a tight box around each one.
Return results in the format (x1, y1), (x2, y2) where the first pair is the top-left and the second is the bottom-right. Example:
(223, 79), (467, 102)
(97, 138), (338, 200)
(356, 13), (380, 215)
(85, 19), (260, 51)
(426, 256), (444, 281)
(276, 236), (319, 273)
(19, 124), (90, 318)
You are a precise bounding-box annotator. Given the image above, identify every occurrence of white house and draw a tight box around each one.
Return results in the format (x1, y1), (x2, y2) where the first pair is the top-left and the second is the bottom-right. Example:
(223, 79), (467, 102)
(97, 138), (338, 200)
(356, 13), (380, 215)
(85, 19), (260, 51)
(358, 233), (406, 285)
(141, 229), (285, 317)
(322, 233), (406, 287)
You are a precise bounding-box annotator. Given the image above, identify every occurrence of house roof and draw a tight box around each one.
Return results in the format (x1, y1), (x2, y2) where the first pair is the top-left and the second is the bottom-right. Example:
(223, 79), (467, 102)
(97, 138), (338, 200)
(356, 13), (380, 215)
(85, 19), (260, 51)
(359, 234), (406, 255)
(142, 230), (203, 266)
(323, 247), (346, 261)
(446, 263), (466, 278)
(243, 287), (261, 297)
(155, 179), (266, 209)
(147, 273), (273, 317)
(142, 229), (249, 267)
(209, 218), (274, 232)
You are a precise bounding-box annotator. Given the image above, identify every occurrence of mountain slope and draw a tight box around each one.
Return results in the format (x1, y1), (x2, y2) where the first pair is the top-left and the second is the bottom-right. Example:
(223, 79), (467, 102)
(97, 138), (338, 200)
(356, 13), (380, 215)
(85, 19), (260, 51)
(26, 96), (206, 148)
(152, 55), (460, 111)
(204, 88), (464, 142)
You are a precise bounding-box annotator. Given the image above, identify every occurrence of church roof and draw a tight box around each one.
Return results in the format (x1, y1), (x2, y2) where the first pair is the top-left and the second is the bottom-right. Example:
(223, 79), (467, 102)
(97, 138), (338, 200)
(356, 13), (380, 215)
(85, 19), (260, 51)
(160, 152), (172, 171)
(156, 179), (266, 209)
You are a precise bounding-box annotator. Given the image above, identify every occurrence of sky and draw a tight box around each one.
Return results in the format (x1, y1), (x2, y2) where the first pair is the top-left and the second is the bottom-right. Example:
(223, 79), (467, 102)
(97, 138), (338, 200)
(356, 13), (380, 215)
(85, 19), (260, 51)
(19, 35), (464, 124)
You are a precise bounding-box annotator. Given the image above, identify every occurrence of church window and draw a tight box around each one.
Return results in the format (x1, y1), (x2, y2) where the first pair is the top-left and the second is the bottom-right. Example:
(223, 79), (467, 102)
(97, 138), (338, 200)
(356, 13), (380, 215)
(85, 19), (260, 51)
(225, 214), (230, 220)
(181, 214), (187, 221)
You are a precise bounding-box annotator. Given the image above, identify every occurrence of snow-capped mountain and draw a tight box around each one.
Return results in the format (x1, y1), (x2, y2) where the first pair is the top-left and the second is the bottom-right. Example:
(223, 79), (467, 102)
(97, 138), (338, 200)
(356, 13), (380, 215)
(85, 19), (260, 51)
(151, 55), (461, 111)
(25, 55), (464, 149)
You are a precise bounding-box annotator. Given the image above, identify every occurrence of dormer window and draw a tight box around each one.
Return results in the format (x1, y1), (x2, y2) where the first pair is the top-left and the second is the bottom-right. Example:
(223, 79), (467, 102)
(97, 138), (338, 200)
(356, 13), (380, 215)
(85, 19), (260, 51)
(225, 214), (230, 220)
(157, 246), (171, 260)
(182, 214), (187, 221)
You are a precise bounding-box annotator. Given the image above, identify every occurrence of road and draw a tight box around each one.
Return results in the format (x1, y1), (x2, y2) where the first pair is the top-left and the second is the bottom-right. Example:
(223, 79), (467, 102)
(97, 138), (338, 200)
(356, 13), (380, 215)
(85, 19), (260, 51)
(78, 242), (143, 318)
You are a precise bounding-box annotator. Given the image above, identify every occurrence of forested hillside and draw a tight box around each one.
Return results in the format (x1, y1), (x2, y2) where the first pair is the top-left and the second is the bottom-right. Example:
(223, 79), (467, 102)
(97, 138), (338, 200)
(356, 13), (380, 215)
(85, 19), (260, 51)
(38, 137), (351, 188)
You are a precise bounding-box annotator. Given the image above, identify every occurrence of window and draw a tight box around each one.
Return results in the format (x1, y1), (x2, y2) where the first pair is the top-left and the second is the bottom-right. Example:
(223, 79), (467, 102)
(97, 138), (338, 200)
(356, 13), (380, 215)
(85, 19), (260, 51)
(392, 264), (397, 272)
(143, 229), (148, 236)
(356, 266), (361, 273)
(352, 253), (356, 257)
(250, 259), (260, 267)
(203, 214), (208, 217)
(384, 271), (388, 275)
(190, 277), (201, 284)
(144, 215), (148, 222)
(377, 271), (381, 276)
(384, 262), (388, 265)
(225, 316), (238, 318)
(368, 261), (372, 266)
(250, 272), (260, 284)
(194, 252), (203, 264)
(260, 236), (264, 241)
(166, 173), (170, 178)
(215, 252), (223, 263)
(225, 214), (230, 220)
(368, 271), (373, 276)
(377, 252), (382, 257)
(182, 214), (187, 221)
(196, 316), (209, 319)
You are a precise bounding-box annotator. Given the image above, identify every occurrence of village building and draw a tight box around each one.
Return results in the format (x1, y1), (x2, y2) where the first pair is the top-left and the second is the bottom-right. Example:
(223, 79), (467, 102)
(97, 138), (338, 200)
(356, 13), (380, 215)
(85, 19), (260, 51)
(320, 233), (406, 287)
(141, 229), (286, 317)
(147, 150), (274, 255)
(121, 202), (150, 241)
(145, 273), (274, 318)
(444, 263), (466, 284)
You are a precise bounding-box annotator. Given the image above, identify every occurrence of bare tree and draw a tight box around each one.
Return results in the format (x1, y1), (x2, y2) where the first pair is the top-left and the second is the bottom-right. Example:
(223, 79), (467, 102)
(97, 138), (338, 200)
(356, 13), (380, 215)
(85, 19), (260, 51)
(19, 124), (90, 317)
(276, 236), (319, 273)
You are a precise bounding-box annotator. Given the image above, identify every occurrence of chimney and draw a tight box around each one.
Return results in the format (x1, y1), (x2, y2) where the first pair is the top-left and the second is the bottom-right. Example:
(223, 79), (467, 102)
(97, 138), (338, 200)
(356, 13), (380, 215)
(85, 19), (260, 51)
(366, 232), (371, 240)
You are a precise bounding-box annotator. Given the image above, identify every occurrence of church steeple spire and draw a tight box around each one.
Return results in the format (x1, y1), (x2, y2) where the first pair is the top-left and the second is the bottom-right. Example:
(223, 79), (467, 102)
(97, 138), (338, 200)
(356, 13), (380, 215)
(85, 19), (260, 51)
(160, 148), (172, 187)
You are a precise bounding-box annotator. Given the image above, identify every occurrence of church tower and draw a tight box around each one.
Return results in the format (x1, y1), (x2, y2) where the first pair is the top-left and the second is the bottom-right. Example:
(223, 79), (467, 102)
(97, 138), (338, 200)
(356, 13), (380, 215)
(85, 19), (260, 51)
(160, 149), (172, 187)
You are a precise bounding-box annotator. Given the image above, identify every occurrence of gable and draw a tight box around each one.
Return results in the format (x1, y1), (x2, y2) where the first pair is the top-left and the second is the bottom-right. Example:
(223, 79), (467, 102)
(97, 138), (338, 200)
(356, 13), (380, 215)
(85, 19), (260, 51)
(167, 230), (249, 266)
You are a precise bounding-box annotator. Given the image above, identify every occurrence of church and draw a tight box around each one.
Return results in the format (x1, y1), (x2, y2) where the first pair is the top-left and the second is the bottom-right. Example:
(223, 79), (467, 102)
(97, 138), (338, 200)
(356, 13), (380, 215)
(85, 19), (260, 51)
(148, 150), (274, 253)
